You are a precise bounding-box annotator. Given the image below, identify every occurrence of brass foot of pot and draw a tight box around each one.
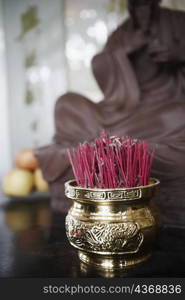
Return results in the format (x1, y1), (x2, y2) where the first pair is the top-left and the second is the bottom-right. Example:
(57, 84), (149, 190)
(78, 251), (151, 271)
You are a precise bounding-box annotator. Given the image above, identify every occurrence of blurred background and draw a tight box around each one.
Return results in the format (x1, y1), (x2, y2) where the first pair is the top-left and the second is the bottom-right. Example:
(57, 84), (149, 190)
(1, 0), (185, 180)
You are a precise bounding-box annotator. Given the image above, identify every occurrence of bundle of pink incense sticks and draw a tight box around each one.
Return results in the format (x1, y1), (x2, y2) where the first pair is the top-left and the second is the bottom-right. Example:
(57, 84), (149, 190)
(67, 132), (154, 189)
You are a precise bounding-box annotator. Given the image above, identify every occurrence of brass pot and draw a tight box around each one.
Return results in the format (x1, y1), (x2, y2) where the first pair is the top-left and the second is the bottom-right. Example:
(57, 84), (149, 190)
(65, 178), (160, 270)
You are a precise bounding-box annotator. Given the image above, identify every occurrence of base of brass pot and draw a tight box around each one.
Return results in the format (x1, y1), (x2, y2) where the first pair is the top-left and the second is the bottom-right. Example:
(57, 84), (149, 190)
(78, 250), (151, 271)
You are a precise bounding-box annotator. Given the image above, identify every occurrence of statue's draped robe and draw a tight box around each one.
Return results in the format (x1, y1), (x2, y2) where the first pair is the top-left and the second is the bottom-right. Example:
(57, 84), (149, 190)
(36, 8), (185, 225)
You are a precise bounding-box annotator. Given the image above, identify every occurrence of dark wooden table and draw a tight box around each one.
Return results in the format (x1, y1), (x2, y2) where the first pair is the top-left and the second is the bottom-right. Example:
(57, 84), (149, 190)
(0, 195), (185, 278)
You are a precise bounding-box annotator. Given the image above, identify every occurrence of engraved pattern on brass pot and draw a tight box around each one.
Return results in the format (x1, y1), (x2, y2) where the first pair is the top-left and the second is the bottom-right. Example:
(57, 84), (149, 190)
(66, 215), (143, 254)
(65, 178), (159, 203)
(65, 178), (160, 270)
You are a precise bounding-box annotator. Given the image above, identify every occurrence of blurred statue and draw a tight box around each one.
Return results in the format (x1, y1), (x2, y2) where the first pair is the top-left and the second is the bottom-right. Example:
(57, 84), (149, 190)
(36, 0), (185, 226)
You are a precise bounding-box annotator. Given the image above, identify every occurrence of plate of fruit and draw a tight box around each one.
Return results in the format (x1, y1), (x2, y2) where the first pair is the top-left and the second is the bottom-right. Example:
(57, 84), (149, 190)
(2, 149), (50, 201)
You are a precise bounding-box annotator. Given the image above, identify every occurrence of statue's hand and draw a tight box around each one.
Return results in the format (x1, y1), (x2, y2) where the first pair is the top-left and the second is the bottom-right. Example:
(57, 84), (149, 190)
(125, 30), (148, 54)
(148, 40), (176, 63)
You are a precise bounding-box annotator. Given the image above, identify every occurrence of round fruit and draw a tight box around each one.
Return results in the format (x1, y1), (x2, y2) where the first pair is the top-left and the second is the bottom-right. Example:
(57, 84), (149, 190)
(3, 169), (34, 196)
(34, 169), (49, 192)
(16, 149), (38, 171)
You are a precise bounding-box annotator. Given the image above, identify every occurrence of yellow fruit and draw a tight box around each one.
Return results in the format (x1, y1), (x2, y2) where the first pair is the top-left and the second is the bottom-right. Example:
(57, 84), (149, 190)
(3, 169), (34, 196)
(34, 169), (49, 192)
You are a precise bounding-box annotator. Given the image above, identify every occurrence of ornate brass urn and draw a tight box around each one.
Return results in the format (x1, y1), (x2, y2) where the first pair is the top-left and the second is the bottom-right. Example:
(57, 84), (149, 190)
(65, 178), (160, 271)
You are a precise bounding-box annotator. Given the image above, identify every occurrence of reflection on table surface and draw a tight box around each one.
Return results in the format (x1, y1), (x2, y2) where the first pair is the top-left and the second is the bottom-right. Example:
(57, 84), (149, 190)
(0, 197), (185, 278)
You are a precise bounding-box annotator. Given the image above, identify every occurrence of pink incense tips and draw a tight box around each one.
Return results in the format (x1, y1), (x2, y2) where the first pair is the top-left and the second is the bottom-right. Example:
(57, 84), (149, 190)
(67, 132), (154, 189)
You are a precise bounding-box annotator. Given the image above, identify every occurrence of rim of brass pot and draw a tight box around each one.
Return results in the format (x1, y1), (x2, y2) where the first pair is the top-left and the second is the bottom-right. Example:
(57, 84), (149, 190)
(65, 178), (160, 204)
